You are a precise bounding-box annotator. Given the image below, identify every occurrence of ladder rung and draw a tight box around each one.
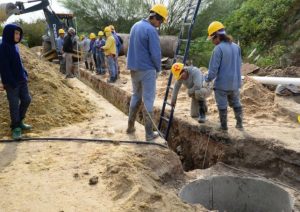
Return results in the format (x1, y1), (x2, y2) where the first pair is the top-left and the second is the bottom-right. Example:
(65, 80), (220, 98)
(183, 22), (192, 26)
(164, 101), (172, 106)
(176, 55), (184, 59)
(180, 39), (188, 42)
(161, 116), (169, 122)
(168, 86), (173, 90)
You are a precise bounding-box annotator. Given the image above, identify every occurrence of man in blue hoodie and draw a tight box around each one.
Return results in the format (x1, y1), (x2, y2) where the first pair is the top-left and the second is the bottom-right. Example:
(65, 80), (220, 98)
(0, 24), (32, 140)
(126, 4), (168, 141)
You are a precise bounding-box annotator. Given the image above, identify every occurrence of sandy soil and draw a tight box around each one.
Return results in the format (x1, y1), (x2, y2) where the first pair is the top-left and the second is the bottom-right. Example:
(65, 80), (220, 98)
(113, 56), (300, 151)
(0, 78), (206, 211)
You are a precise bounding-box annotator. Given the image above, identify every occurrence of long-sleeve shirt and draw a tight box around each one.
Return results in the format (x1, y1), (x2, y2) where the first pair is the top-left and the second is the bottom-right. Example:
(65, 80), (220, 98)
(89, 39), (97, 54)
(63, 34), (75, 53)
(171, 66), (204, 103)
(56, 36), (64, 53)
(127, 19), (161, 72)
(95, 38), (106, 53)
(206, 41), (242, 91)
(0, 24), (28, 88)
(102, 35), (116, 56)
(112, 32), (122, 55)
(80, 38), (91, 52)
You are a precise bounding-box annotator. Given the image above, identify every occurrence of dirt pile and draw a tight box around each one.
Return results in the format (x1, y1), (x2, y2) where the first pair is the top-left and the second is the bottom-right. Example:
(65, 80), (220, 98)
(0, 45), (95, 138)
(256, 66), (300, 77)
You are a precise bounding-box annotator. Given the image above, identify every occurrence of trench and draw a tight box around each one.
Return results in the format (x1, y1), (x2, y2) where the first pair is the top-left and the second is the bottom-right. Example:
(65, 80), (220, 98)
(74, 68), (300, 210)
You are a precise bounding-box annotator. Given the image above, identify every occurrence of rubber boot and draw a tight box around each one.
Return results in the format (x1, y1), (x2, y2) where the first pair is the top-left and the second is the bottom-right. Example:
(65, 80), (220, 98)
(12, 127), (22, 140)
(190, 97), (200, 118)
(198, 100), (207, 123)
(85, 61), (89, 70)
(20, 120), (32, 130)
(89, 63), (94, 72)
(234, 107), (243, 130)
(218, 109), (228, 131)
(126, 105), (140, 134)
(143, 111), (159, 141)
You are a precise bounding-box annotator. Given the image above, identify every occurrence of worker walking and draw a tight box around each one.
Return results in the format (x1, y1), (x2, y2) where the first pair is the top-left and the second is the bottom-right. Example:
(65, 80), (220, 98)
(56, 28), (65, 73)
(89, 33), (97, 72)
(101, 26), (117, 83)
(170, 63), (211, 123)
(204, 21), (243, 131)
(0, 24), (32, 140)
(126, 4), (168, 141)
(63, 27), (76, 78)
(80, 35), (91, 70)
(95, 31), (106, 75)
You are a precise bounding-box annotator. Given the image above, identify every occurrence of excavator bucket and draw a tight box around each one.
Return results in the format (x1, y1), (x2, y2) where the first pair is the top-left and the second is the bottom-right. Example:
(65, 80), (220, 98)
(0, 3), (19, 22)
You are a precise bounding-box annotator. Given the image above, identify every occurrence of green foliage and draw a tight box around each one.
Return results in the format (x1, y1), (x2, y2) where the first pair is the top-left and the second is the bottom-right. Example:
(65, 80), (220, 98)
(189, 37), (214, 67)
(226, 0), (296, 46)
(15, 19), (46, 47)
(0, 25), (3, 35)
(256, 44), (287, 67)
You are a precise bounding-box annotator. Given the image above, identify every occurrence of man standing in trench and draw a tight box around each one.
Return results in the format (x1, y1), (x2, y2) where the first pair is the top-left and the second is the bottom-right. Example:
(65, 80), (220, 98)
(126, 4), (168, 141)
(63, 27), (76, 78)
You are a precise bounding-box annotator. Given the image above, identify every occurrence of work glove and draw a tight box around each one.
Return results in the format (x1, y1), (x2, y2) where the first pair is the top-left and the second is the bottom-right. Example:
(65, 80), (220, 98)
(187, 88), (194, 97)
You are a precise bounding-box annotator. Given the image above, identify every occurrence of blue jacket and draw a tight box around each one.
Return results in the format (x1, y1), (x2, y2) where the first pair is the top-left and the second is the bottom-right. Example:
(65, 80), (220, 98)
(89, 39), (96, 54)
(0, 24), (28, 88)
(127, 19), (161, 72)
(95, 38), (106, 54)
(112, 32), (122, 55)
(206, 41), (242, 91)
(56, 36), (64, 53)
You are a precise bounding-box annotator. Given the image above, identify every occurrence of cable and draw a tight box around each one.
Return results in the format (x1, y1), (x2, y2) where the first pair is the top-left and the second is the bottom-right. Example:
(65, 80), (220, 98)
(0, 137), (168, 149)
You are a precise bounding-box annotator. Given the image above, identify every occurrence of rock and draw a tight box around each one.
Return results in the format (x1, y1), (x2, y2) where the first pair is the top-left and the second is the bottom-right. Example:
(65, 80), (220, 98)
(89, 176), (99, 185)
(73, 173), (79, 179)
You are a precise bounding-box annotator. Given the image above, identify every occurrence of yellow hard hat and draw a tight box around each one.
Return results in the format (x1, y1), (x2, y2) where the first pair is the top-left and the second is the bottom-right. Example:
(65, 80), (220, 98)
(98, 31), (104, 36)
(58, 29), (65, 34)
(171, 63), (184, 80)
(90, 33), (96, 39)
(109, 25), (115, 31)
(150, 4), (168, 23)
(207, 21), (225, 40)
(104, 26), (112, 32)
(80, 35), (85, 41)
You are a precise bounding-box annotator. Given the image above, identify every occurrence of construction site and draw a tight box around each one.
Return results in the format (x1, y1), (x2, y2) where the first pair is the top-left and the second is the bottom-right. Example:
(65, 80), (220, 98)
(1, 0), (300, 211)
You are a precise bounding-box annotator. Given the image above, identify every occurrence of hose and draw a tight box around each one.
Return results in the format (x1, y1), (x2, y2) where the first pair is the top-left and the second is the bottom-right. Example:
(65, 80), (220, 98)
(0, 137), (168, 149)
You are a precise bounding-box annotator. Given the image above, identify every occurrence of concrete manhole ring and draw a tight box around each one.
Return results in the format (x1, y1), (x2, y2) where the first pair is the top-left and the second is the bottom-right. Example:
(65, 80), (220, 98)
(179, 175), (294, 212)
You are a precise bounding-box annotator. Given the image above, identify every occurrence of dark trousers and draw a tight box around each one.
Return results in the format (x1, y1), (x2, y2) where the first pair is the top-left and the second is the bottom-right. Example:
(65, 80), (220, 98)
(5, 83), (31, 129)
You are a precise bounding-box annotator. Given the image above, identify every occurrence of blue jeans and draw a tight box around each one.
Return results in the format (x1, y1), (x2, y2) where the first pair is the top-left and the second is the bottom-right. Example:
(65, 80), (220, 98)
(5, 82), (32, 129)
(96, 51), (105, 74)
(214, 89), (242, 110)
(129, 70), (156, 113)
(106, 56), (117, 79)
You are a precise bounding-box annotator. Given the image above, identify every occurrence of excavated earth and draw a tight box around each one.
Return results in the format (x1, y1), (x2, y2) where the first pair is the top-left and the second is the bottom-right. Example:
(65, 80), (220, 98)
(0, 45), (299, 211)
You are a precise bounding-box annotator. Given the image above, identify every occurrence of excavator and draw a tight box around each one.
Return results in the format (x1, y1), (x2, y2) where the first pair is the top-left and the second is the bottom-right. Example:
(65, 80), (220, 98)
(0, 0), (75, 61)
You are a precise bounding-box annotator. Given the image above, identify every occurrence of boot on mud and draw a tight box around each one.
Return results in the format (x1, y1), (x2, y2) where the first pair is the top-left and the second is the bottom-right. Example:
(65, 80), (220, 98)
(234, 107), (243, 130)
(126, 106), (140, 134)
(12, 127), (22, 140)
(218, 109), (228, 131)
(89, 63), (94, 72)
(198, 100), (207, 123)
(143, 111), (159, 141)
(85, 61), (89, 70)
(20, 120), (32, 131)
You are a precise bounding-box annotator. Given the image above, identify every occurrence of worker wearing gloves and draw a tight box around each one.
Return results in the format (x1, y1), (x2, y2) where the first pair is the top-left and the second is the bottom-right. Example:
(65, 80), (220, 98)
(126, 4), (168, 141)
(101, 26), (117, 83)
(204, 21), (243, 131)
(56, 29), (65, 73)
(0, 24), (32, 140)
(170, 63), (211, 123)
(63, 27), (76, 78)
(95, 31), (106, 75)
(89, 33), (97, 72)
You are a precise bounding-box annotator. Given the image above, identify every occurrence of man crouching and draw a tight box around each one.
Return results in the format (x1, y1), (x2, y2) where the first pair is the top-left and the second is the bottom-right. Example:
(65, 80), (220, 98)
(170, 63), (211, 123)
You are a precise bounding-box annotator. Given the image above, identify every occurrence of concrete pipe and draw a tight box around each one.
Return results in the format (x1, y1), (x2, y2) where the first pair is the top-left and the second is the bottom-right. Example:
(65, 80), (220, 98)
(118, 33), (178, 58)
(243, 76), (300, 86)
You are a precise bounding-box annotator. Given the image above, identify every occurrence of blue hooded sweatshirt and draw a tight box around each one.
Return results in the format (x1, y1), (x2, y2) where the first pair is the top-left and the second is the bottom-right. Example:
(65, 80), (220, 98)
(0, 24), (28, 89)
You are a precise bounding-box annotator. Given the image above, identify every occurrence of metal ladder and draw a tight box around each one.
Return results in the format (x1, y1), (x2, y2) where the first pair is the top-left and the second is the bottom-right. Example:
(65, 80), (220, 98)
(158, 0), (202, 140)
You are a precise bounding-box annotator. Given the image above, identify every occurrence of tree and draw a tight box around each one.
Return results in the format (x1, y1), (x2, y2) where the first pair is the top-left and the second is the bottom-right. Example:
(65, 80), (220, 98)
(59, 0), (191, 34)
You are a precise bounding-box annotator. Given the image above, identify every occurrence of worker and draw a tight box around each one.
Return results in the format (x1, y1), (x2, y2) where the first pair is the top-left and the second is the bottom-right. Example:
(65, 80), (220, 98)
(89, 33), (97, 72)
(0, 24), (32, 140)
(95, 31), (106, 75)
(204, 21), (243, 131)
(101, 26), (117, 83)
(56, 28), (65, 74)
(109, 25), (123, 78)
(126, 4), (168, 141)
(63, 27), (76, 78)
(80, 35), (91, 70)
(170, 63), (211, 123)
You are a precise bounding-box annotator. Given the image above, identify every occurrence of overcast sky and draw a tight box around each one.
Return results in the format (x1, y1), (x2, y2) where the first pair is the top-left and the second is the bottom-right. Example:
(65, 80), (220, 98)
(3, 0), (69, 23)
